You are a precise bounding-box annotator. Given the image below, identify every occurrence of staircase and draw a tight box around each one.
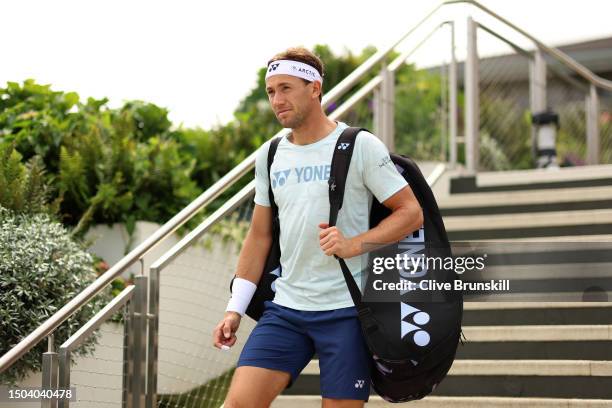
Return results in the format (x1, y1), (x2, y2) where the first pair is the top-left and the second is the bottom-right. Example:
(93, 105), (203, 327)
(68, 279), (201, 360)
(273, 164), (612, 407)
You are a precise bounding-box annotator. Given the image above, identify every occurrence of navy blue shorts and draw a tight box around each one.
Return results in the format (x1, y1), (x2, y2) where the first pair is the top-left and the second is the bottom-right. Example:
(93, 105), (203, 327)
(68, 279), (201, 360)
(237, 300), (371, 401)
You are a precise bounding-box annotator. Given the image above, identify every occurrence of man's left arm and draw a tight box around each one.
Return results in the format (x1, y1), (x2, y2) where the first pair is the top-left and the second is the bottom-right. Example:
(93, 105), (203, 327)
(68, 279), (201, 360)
(319, 185), (423, 258)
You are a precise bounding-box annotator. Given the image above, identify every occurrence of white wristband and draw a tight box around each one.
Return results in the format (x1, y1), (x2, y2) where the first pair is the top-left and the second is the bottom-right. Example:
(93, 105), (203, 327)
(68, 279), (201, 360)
(226, 277), (258, 316)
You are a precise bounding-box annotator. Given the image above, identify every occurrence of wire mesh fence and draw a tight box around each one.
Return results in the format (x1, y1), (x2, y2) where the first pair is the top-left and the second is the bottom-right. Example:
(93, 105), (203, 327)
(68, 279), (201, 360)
(477, 34), (532, 171)
(68, 317), (127, 407)
(600, 90), (612, 164)
(546, 58), (592, 166)
(473, 25), (612, 171)
(155, 193), (256, 408)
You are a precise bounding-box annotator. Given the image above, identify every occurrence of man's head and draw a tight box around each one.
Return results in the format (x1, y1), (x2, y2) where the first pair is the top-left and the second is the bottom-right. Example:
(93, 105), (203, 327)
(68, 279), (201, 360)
(265, 47), (325, 129)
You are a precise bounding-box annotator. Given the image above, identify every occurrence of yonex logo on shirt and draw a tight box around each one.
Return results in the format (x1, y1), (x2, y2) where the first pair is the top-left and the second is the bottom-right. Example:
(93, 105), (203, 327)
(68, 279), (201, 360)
(271, 169), (291, 188)
(354, 379), (365, 388)
(271, 165), (332, 189)
(338, 142), (351, 150)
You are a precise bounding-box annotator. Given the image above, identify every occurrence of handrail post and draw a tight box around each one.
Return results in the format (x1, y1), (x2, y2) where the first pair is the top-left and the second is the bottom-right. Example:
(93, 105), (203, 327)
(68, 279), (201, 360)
(465, 16), (480, 172)
(131, 276), (148, 408)
(530, 49), (547, 162)
(41, 335), (58, 408)
(145, 267), (160, 408)
(123, 295), (135, 408)
(373, 76), (382, 142)
(448, 21), (458, 168)
(586, 84), (600, 165)
(380, 61), (395, 151)
(57, 348), (70, 408)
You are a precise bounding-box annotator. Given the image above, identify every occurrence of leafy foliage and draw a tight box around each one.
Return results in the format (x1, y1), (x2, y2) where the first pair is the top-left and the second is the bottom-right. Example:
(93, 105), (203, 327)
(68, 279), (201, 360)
(0, 81), (202, 236)
(0, 143), (58, 216)
(0, 207), (111, 384)
(395, 63), (445, 160)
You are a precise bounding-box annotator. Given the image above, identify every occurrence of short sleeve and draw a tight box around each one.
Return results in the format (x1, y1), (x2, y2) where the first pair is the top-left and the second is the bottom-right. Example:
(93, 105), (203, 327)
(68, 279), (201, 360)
(253, 139), (271, 207)
(358, 131), (408, 203)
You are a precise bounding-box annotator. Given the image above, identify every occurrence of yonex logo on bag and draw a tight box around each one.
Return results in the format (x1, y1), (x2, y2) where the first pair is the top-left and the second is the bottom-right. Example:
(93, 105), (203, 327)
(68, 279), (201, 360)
(401, 302), (431, 347)
(337, 142), (351, 150)
(268, 63), (280, 72)
(271, 169), (291, 188)
(354, 379), (365, 388)
(397, 227), (427, 286)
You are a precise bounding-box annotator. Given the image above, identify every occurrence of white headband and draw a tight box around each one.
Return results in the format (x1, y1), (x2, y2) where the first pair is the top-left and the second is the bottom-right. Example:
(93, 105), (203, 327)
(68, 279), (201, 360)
(265, 59), (323, 83)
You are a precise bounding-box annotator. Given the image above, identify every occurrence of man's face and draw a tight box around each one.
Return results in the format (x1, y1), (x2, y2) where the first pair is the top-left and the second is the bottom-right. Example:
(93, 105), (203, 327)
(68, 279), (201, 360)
(265, 74), (317, 129)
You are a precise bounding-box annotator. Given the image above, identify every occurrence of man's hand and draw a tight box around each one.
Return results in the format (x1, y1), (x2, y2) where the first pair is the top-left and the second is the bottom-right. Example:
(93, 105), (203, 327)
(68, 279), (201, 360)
(318, 223), (356, 258)
(212, 311), (242, 349)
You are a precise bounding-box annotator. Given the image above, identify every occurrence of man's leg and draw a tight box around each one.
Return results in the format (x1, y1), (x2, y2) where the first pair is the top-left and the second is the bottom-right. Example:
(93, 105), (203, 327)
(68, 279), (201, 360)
(225, 301), (315, 407)
(321, 398), (364, 408)
(224, 366), (290, 408)
(308, 307), (372, 406)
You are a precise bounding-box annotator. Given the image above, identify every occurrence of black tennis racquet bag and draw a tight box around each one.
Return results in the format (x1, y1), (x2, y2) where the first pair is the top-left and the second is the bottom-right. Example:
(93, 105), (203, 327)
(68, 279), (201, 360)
(328, 127), (464, 402)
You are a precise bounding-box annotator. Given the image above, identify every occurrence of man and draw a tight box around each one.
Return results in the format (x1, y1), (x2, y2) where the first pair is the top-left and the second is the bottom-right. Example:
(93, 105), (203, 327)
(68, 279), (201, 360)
(213, 47), (423, 408)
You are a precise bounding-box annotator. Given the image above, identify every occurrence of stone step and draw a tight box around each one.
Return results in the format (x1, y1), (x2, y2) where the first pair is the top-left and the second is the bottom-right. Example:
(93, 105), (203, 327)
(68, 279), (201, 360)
(476, 165), (612, 188)
(290, 360), (612, 399)
(444, 208), (612, 240)
(463, 303), (612, 326)
(463, 302), (612, 310)
(450, 164), (612, 194)
(475, 262), (612, 280)
(301, 359), (612, 377)
(461, 325), (612, 342)
(456, 340), (612, 361)
(445, 209), (612, 232)
(474, 234), (612, 242)
(272, 395), (612, 407)
(440, 186), (612, 216)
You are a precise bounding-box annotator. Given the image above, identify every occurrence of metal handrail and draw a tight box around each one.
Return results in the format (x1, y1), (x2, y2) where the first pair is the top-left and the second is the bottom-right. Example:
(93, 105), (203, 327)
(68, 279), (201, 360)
(475, 22), (532, 59)
(59, 285), (135, 353)
(320, 2), (447, 109)
(3, 0), (611, 376)
(449, 0), (612, 91)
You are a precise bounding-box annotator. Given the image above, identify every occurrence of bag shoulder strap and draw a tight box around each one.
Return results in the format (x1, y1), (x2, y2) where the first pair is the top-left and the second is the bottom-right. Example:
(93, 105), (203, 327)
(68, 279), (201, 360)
(328, 127), (367, 309)
(267, 137), (282, 225)
(328, 127), (364, 225)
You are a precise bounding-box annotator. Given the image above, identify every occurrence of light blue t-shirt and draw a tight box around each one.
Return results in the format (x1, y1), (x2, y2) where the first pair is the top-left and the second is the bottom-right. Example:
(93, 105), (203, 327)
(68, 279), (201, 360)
(254, 121), (408, 311)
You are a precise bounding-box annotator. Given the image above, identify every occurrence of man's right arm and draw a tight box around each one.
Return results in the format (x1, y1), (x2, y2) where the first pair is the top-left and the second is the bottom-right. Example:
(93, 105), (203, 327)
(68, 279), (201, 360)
(213, 140), (274, 349)
(212, 204), (273, 349)
(234, 204), (273, 283)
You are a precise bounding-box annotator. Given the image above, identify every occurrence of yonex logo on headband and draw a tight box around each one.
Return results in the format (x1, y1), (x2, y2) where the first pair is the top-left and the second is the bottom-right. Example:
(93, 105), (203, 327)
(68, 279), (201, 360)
(265, 59), (323, 84)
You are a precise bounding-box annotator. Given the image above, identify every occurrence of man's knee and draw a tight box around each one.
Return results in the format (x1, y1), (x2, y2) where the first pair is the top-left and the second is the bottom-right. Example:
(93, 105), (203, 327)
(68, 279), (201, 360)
(224, 366), (291, 408)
